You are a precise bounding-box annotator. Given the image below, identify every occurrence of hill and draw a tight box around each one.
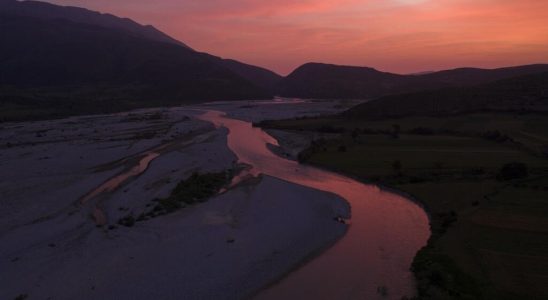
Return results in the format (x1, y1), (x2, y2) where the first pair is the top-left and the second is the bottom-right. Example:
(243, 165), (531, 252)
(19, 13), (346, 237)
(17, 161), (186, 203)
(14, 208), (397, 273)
(277, 63), (407, 99)
(278, 62), (548, 99)
(0, 0), (282, 121)
(345, 71), (548, 119)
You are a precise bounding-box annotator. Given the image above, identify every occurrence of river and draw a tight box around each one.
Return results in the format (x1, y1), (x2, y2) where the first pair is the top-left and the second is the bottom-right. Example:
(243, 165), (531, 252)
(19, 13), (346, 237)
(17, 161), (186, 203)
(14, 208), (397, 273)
(197, 110), (430, 300)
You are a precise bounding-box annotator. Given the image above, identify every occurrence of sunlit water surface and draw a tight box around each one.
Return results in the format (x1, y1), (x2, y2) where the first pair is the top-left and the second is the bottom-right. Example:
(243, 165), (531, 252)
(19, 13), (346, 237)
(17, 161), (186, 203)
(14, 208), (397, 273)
(198, 110), (430, 300)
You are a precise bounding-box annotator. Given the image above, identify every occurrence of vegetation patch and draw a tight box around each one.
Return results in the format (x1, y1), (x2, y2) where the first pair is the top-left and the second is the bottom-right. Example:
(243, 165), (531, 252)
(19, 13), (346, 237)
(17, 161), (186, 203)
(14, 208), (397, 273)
(412, 250), (482, 299)
(117, 171), (232, 227)
(262, 113), (548, 299)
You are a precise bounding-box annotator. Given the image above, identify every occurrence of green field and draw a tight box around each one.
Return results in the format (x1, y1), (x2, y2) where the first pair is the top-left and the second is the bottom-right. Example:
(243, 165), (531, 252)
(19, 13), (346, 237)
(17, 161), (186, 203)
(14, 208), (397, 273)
(263, 114), (548, 300)
(308, 134), (547, 178)
(261, 113), (548, 156)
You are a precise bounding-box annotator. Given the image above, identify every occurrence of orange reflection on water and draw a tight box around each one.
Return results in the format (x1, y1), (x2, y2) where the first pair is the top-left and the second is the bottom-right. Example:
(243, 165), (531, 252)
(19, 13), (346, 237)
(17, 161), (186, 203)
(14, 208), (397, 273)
(198, 110), (430, 300)
(80, 149), (163, 225)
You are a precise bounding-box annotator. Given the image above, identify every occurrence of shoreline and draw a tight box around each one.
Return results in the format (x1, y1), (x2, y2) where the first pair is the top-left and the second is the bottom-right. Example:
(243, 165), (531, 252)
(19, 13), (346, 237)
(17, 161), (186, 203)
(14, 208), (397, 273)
(239, 115), (428, 299)
(261, 126), (434, 298)
(249, 188), (350, 299)
(0, 107), (352, 300)
(259, 120), (545, 298)
(2, 101), (427, 299)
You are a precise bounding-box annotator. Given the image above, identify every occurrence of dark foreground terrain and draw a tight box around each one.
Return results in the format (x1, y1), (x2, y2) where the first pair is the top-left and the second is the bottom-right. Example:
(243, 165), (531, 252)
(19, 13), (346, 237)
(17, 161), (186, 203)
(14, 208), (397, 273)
(261, 112), (548, 300)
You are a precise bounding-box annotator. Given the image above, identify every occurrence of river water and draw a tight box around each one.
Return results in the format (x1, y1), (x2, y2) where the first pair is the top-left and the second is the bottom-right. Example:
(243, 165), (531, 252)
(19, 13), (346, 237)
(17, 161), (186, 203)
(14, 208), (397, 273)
(197, 110), (430, 300)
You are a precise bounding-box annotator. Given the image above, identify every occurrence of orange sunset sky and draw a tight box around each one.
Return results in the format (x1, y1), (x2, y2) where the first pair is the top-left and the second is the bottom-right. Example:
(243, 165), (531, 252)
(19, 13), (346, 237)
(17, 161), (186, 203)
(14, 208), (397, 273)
(45, 0), (548, 75)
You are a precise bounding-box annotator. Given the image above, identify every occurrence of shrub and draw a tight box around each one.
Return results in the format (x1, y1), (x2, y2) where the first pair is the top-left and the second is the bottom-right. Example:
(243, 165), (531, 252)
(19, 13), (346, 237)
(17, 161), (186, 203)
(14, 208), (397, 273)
(541, 145), (548, 158)
(351, 128), (360, 140)
(136, 213), (146, 222)
(169, 172), (228, 204)
(317, 125), (346, 133)
(392, 124), (401, 139)
(483, 130), (509, 143)
(408, 127), (435, 135)
(497, 162), (528, 181)
(117, 215), (135, 227)
(377, 286), (388, 296)
(298, 139), (327, 162)
(392, 160), (402, 172)
(142, 171), (230, 220)
(158, 198), (181, 212)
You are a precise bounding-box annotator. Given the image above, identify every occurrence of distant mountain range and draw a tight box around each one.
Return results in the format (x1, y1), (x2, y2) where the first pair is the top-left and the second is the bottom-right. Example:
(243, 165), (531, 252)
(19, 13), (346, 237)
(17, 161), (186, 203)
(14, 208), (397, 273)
(0, 0), (282, 120)
(278, 62), (548, 99)
(1, 0), (547, 121)
(345, 71), (548, 119)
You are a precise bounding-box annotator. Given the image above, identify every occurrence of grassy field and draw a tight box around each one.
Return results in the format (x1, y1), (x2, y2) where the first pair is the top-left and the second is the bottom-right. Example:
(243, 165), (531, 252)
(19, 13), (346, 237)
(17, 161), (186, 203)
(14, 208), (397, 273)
(262, 114), (548, 300)
(260, 113), (548, 156)
(307, 134), (547, 178)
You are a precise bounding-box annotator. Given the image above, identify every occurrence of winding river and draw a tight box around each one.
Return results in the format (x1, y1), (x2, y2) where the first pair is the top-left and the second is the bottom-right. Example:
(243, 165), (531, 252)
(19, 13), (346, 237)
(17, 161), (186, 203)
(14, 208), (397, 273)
(197, 110), (430, 300)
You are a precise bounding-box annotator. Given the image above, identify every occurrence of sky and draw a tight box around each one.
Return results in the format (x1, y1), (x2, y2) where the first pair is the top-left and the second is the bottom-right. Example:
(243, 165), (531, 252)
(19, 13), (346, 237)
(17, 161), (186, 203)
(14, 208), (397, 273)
(45, 0), (548, 75)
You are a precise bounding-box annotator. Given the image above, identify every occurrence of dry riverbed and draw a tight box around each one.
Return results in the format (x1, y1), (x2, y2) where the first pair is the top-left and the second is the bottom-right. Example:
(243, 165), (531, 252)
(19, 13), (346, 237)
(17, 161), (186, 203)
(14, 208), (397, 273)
(0, 102), (351, 300)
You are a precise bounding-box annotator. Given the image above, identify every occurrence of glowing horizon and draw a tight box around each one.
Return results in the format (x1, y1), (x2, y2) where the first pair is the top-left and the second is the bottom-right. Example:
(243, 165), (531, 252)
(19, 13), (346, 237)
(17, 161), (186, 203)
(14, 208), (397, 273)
(44, 0), (548, 75)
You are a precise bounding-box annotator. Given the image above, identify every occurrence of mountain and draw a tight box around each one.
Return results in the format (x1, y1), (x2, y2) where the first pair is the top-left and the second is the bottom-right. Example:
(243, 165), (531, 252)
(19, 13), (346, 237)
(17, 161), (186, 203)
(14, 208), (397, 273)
(219, 59), (282, 93)
(0, 0), (284, 90)
(0, 0), (189, 48)
(277, 63), (407, 99)
(417, 64), (548, 87)
(0, 0), (283, 121)
(278, 62), (548, 99)
(1, 0), (546, 122)
(0, 13), (268, 98)
(344, 72), (548, 119)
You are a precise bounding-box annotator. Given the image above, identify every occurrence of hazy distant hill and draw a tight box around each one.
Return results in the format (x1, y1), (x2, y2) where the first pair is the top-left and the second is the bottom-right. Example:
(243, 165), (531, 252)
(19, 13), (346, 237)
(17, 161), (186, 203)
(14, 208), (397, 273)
(279, 62), (548, 99)
(0, 0), (284, 121)
(417, 64), (548, 87)
(345, 72), (548, 119)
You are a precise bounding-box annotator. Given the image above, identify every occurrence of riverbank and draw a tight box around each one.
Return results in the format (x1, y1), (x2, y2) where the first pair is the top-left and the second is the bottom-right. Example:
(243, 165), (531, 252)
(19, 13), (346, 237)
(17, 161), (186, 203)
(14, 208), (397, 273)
(200, 109), (428, 300)
(261, 114), (548, 299)
(0, 105), (352, 300)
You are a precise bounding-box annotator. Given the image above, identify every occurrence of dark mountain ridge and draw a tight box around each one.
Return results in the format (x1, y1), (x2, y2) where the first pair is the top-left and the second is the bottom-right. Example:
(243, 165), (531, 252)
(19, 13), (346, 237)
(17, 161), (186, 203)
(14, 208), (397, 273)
(1, 0), (547, 122)
(0, 0), (282, 90)
(219, 59), (282, 93)
(0, 0), (189, 48)
(344, 71), (548, 119)
(417, 64), (548, 86)
(0, 0), (283, 121)
(278, 63), (406, 99)
(278, 62), (548, 99)
(0, 13), (267, 95)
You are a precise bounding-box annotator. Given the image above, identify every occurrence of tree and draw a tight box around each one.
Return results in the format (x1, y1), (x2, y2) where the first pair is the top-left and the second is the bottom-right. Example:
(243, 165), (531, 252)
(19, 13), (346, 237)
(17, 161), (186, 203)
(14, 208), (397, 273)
(392, 124), (401, 139)
(541, 144), (548, 158)
(392, 160), (402, 173)
(497, 162), (528, 181)
(351, 128), (360, 141)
